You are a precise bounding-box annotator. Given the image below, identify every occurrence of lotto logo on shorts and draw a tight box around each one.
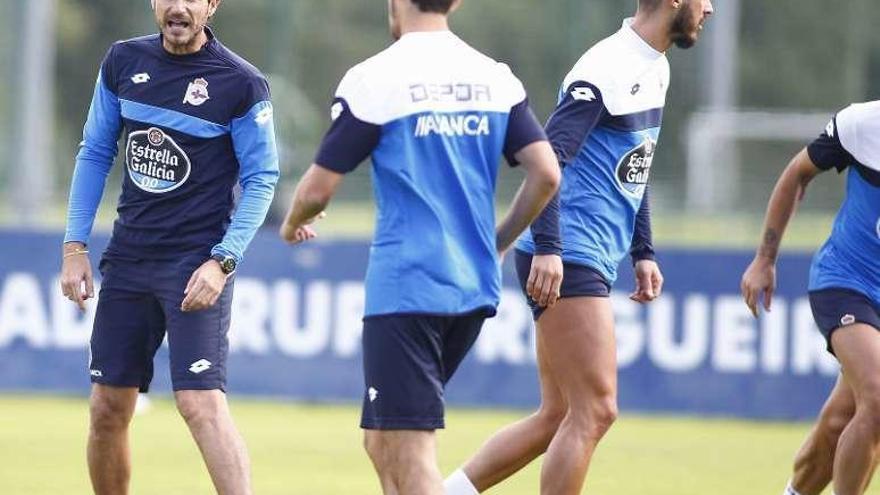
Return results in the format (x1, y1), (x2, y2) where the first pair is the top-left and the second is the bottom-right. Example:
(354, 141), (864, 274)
(125, 127), (192, 194)
(840, 314), (856, 326)
(189, 359), (212, 374)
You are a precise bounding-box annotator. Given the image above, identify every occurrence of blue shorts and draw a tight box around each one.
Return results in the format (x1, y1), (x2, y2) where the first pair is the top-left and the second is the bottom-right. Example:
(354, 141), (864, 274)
(360, 311), (487, 430)
(515, 250), (610, 320)
(90, 257), (233, 393)
(809, 288), (880, 355)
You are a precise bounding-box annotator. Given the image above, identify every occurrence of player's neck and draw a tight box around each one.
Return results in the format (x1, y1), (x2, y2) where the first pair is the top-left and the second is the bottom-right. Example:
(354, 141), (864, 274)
(399, 14), (450, 36)
(162, 29), (209, 56)
(630, 14), (672, 53)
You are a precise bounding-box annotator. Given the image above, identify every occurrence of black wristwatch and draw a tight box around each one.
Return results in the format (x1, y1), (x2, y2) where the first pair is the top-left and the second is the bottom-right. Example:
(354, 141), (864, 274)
(210, 254), (237, 275)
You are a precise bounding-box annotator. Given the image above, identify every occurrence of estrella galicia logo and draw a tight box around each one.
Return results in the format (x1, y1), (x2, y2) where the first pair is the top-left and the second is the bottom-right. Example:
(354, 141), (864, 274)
(126, 127), (191, 194)
(615, 137), (656, 197)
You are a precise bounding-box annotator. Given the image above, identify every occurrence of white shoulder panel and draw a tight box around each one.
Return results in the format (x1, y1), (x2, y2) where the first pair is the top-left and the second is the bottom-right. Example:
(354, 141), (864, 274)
(562, 30), (669, 118)
(836, 101), (880, 171)
(335, 34), (527, 126)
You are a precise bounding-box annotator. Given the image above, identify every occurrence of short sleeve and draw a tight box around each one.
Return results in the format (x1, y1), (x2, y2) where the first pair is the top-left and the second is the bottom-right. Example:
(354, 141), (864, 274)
(807, 115), (855, 172)
(504, 98), (547, 166)
(314, 97), (381, 174)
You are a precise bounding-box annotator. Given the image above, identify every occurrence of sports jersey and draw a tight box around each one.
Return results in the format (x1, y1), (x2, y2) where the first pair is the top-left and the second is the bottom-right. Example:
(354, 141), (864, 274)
(314, 31), (546, 317)
(64, 28), (279, 264)
(516, 19), (666, 284)
(807, 101), (880, 306)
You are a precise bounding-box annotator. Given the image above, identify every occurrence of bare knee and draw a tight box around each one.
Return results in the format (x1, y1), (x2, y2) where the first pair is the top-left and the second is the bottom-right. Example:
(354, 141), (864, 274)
(854, 391), (880, 435)
(535, 403), (566, 438)
(817, 403), (854, 439)
(90, 388), (136, 435)
(175, 390), (225, 430)
(569, 394), (618, 440)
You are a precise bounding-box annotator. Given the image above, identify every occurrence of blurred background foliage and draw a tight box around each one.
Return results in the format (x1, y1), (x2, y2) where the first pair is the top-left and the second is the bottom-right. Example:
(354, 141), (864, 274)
(2, 0), (878, 243)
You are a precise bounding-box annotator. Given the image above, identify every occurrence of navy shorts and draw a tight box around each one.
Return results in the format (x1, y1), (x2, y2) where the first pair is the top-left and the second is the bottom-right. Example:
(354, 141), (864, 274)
(810, 288), (880, 355)
(360, 311), (487, 430)
(515, 249), (610, 320)
(90, 257), (233, 393)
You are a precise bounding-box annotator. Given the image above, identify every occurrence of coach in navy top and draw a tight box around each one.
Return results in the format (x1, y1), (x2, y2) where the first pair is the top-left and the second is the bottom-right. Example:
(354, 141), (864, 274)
(60, 1), (278, 493)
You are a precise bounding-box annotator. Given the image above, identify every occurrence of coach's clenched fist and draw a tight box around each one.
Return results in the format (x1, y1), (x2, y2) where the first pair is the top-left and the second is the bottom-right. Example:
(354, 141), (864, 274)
(181, 260), (229, 312)
(60, 242), (94, 311)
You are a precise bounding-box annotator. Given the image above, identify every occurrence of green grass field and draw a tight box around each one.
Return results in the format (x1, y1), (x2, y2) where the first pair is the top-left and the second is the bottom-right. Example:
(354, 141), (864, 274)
(0, 395), (838, 495)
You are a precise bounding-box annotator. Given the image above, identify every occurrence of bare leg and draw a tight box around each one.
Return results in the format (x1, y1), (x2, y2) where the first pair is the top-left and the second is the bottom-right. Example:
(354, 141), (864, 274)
(539, 296), (617, 495)
(87, 384), (139, 495)
(460, 323), (566, 492)
(175, 390), (252, 495)
(365, 430), (443, 495)
(830, 324), (880, 495)
(789, 374), (855, 495)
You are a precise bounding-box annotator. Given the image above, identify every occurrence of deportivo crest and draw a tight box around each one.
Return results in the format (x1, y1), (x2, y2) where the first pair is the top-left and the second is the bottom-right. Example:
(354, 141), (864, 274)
(126, 127), (191, 194)
(615, 137), (656, 197)
(183, 77), (210, 106)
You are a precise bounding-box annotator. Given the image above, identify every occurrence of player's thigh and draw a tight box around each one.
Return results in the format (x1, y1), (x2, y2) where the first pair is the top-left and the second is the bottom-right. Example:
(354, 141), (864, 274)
(538, 296), (616, 405)
(361, 315), (452, 430)
(830, 323), (880, 404)
(160, 273), (234, 392)
(534, 317), (565, 412)
(90, 260), (166, 391)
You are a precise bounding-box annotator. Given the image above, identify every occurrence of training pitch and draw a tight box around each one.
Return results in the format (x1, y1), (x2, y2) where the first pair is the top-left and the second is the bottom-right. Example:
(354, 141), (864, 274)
(0, 396), (840, 494)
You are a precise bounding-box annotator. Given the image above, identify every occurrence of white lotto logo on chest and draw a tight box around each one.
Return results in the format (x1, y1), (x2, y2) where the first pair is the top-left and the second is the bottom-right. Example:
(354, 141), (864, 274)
(615, 137), (656, 197)
(414, 113), (490, 138)
(126, 127), (192, 194)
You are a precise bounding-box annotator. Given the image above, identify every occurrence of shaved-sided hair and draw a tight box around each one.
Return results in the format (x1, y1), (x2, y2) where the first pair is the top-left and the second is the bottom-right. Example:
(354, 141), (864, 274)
(411, 0), (455, 14)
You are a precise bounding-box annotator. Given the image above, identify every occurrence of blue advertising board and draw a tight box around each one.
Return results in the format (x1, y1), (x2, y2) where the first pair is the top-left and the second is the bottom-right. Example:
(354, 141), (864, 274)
(0, 229), (836, 419)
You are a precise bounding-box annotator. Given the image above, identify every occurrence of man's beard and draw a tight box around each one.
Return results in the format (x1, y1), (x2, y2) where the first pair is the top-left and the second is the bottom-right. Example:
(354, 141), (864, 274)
(670, 7), (697, 49)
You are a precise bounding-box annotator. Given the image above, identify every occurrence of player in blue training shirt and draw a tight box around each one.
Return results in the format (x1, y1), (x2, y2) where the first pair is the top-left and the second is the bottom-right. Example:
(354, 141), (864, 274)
(743, 102), (880, 495)
(445, 1), (714, 494)
(59, 1), (278, 493)
(279, 1), (560, 492)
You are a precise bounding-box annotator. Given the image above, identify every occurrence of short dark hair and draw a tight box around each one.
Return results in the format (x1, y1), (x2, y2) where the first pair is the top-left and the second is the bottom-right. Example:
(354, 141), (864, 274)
(638, 0), (663, 11)
(410, 0), (455, 14)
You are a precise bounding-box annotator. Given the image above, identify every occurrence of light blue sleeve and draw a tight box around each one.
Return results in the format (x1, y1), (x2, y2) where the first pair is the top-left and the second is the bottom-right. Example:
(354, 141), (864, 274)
(211, 100), (280, 264)
(64, 71), (123, 244)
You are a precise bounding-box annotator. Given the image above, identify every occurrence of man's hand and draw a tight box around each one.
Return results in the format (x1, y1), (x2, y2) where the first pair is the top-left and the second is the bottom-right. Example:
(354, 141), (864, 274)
(741, 256), (776, 318)
(527, 254), (563, 308)
(181, 260), (228, 312)
(280, 212), (325, 245)
(60, 242), (94, 312)
(630, 259), (663, 304)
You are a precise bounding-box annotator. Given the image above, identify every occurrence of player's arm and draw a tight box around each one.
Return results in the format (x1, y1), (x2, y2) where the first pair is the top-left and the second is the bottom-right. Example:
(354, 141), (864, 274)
(61, 48), (123, 311)
(741, 146), (835, 317)
(529, 81), (606, 254)
(630, 186), (663, 303)
(210, 91), (280, 265)
(182, 81), (280, 312)
(280, 97), (380, 243)
(516, 81), (605, 307)
(497, 98), (561, 306)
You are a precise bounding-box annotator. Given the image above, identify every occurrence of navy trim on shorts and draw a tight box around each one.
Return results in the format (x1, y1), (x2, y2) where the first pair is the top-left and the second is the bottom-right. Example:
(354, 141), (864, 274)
(809, 287), (880, 355)
(514, 249), (611, 320)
